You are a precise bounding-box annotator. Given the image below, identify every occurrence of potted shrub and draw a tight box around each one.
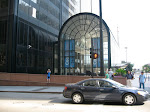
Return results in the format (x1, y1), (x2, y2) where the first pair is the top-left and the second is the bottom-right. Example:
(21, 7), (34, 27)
(115, 68), (126, 77)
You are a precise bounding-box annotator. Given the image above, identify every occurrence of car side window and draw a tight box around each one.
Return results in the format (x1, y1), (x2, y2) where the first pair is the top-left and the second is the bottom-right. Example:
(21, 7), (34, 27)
(99, 80), (113, 88)
(82, 80), (98, 87)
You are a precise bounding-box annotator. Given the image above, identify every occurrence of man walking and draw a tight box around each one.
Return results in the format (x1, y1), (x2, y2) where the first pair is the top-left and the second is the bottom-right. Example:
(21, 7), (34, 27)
(139, 71), (146, 89)
(125, 70), (134, 87)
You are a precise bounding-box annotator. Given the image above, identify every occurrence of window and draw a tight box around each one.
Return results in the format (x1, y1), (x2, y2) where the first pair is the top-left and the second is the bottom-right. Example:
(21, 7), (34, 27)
(18, 22), (24, 45)
(19, 0), (29, 15)
(99, 81), (113, 88)
(0, 0), (8, 9)
(18, 21), (28, 46)
(39, 0), (48, 11)
(0, 20), (7, 44)
(16, 49), (27, 66)
(0, 51), (6, 66)
(29, 26), (38, 49)
(82, 80), (98, 87)
(31, 0), (39, 4)
(31, 7), (37, 18)
(39, 12), (48, 24)
(49, 0), (60, 8)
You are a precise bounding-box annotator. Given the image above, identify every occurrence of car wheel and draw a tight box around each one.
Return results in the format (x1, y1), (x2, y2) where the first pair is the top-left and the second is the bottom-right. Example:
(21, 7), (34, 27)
(72, 93), (83, 104)
(123, 93), (136, 105)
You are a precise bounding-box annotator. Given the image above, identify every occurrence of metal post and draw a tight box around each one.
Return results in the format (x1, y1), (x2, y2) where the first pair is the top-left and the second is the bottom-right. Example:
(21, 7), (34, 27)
(99, 0), (104, 76)
(91, 40), (93, 74)
(80, 0), (81, 13)
(125, 47), (127, 62)
(91, 0), (92, 13)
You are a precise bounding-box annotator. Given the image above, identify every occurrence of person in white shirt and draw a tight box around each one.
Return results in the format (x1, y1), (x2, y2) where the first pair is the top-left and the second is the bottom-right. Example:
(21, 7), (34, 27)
(108, 68), (114, 80)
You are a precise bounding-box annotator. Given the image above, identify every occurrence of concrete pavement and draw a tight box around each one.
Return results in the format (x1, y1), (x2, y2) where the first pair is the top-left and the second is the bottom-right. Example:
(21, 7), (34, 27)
(132, 73), (150, 93)
(0, 86), (64, 94)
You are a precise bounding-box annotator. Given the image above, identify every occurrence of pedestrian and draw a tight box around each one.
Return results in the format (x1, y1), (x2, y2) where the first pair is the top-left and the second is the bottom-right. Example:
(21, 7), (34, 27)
(108, 68), (114, 80)
(105, 70), (109, 79)
(125, 70), (134, 87)
(139, 71), (146, 89)
(47, 69), (51, 83)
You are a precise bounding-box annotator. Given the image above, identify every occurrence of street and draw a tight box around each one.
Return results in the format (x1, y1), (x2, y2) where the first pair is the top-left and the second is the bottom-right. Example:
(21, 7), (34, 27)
(0, 92), (150, 112)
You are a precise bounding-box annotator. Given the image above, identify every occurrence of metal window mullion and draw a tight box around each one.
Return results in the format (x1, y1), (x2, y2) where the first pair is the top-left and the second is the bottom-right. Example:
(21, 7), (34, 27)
(69, 39), (70, 75)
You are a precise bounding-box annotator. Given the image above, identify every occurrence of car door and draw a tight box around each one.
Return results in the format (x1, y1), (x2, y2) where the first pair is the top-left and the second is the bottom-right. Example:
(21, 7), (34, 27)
(79, 80), (100, 100)
(97, 80), (121, 101)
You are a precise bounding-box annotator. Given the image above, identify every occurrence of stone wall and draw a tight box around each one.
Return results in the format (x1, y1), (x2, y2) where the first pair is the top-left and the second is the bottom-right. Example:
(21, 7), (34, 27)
(0, 72), (127, 86)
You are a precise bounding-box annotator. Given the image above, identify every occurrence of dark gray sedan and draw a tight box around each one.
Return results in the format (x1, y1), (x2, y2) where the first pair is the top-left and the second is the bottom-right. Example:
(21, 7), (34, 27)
(63, 78), (150, 105)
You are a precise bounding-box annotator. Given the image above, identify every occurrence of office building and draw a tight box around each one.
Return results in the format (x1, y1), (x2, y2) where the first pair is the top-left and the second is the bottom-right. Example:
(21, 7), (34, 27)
(0, 0), (120, 75)
(0, 0), (80, 74)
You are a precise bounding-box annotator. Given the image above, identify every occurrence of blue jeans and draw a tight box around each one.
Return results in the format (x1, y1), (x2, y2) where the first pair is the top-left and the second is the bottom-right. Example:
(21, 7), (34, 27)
(140, 83), (145, 89)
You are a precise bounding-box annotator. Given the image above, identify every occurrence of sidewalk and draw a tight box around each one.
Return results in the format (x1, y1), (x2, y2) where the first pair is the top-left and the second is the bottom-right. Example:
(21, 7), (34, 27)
(0, 85), (149, 94)
(0, 86), (64, 94)
(0, 73), (150, 94)
(132, 73), (150, 93)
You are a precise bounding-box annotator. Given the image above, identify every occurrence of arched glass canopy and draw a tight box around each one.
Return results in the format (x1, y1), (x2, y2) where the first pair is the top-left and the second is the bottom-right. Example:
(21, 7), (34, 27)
(59, 13), (110, 75)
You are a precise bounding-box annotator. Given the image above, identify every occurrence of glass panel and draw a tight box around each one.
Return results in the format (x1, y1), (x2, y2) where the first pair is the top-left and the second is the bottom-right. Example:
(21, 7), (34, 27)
(18, 22), (24, 45)
(39, 12), (48, 24)
(0, 20), (7, 44)
(31, 0), (38, 4)
(0, 47), (6, 66)
(82, 80), (98, 87)
(19, 0), (29, 15)
(24, 24), (28, 46)
(31, 7), (37, 18)
(0, 0), (8, 9)
(16, 48), (27, 66)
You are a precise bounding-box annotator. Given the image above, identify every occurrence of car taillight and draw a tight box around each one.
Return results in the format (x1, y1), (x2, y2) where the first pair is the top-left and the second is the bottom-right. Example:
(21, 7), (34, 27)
(64, 86), (67, 90)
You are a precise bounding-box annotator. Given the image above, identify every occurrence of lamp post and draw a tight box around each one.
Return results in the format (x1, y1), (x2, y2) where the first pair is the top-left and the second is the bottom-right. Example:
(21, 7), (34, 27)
(125, 47), (127, 63)
(91, 0), (92, 13)
(99, 0), (104, 76)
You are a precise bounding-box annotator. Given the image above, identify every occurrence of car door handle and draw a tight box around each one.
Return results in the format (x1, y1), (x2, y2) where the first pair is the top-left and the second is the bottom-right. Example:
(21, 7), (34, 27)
(99, 89), (104, 91)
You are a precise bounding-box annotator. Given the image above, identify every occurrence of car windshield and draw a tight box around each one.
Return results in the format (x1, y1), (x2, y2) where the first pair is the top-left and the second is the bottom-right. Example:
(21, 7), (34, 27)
(108, 79), (126, 87)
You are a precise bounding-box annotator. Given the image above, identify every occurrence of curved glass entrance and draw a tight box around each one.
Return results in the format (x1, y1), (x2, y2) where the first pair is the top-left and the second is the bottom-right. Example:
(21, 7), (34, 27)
(59, 13), (110, 75)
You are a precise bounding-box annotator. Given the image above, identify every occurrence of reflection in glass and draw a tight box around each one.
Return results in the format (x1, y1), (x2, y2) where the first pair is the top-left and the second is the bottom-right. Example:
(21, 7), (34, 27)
(31, 0), (37, 4)
(19, 0), (29, 15)
(32, 7), (37, 18)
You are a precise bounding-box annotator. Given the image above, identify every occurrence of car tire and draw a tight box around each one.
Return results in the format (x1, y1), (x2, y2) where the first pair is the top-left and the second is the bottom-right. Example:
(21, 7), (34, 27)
(72, 93), (84, 104)
(123, 93), (136, 105)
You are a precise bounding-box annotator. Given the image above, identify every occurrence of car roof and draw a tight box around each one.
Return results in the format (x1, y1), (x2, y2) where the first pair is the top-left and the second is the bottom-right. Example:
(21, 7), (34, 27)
(77, 78), (110, 84)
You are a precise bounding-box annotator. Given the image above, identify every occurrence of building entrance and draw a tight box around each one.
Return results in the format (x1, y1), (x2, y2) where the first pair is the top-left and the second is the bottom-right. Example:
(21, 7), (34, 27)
(59, 13), (110, 76)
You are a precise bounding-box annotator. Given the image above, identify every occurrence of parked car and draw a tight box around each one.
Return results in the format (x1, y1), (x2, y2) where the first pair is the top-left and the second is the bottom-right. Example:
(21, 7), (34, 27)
(63, 78), (150, 105)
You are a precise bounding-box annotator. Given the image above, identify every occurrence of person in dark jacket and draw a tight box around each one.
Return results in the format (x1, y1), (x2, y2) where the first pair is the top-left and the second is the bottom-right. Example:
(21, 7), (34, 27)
(125, 70), (134, 87)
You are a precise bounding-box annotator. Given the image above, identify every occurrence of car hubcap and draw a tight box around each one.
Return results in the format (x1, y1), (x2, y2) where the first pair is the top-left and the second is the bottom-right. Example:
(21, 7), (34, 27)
(124, 95), (134, 104)
(73, 94), (81, 103)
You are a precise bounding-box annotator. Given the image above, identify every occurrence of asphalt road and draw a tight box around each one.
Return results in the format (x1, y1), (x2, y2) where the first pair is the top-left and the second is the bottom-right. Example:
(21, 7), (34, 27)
(0, 92), (150, 112)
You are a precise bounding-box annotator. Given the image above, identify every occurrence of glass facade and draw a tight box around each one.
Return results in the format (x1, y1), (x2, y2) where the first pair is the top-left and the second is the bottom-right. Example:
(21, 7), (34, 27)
(0, 0), (120, 75)
(59, 13), (110, 75)
(0, 20), (7, 72)
(0, 0), (80, 74)
(0, 0), (9, 72)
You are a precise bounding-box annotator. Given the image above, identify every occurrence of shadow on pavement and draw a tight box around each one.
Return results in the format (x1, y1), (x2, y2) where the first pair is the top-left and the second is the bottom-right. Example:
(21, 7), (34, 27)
(49, 98), (145, 106)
